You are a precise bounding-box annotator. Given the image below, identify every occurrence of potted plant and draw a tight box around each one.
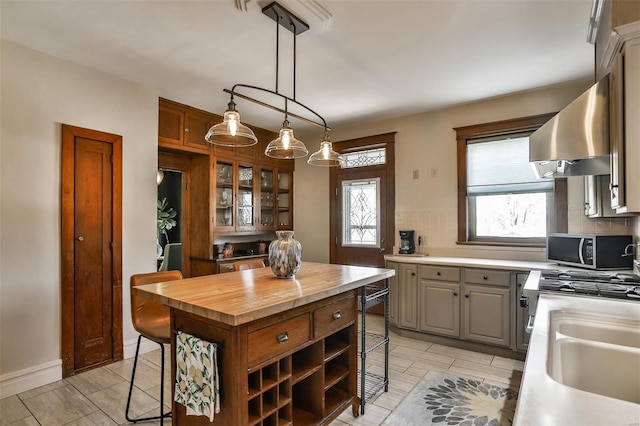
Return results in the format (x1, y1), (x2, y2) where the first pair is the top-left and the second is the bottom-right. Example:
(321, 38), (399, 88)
(157, 197), (177, 256)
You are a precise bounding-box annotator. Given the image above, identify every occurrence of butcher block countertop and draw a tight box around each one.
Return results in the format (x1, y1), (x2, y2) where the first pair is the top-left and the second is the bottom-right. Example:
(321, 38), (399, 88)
(133, 262), (395, 326)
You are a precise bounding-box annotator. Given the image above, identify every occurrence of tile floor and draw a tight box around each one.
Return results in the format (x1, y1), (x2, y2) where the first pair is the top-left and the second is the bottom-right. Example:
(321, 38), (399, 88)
(1, 316), (524, 425)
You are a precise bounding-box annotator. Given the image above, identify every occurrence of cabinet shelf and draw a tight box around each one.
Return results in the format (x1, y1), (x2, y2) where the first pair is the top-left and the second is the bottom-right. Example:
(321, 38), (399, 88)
(324, 364), (349, 391)
(292, 407), (322, 426)
(324, 388), (351, 418)
(325, 339), (350, 362)
(291, 362), (322, 384)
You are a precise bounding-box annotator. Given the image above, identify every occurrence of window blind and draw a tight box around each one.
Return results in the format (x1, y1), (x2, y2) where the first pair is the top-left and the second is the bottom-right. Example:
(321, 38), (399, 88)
(467, 136), (553, 196)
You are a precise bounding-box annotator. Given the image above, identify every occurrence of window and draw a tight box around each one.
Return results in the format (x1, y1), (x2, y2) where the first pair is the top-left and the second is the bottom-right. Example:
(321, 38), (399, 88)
(455, 114), (567, 245)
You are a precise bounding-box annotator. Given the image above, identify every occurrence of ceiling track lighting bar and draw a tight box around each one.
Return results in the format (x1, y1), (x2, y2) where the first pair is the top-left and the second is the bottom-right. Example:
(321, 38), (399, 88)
(223, 85), (330, 131)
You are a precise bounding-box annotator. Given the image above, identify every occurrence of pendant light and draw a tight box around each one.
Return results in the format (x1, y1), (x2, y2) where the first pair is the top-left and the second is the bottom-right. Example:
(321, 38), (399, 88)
(205, 98), (258, 146)
(307, 132), (344, 167)
(265, 119), (309, 159)
(209, 2), (342, 166)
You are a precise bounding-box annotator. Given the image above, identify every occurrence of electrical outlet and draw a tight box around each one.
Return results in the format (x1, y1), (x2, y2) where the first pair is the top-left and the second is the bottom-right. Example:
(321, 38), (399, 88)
(412, 169), (419, 179)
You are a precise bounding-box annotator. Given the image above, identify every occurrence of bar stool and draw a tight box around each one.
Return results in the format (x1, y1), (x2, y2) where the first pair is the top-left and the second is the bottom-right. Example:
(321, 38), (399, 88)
(126, 270), (182, 424)
(233, 258), (266, 271)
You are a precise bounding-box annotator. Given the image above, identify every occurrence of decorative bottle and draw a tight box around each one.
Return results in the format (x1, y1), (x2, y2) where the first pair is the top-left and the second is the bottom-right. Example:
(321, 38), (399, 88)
(268, 231), (302, 278)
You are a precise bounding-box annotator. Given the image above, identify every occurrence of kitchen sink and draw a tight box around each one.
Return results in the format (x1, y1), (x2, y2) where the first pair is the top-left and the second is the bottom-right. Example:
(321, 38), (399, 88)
(547, 310), (640, 404)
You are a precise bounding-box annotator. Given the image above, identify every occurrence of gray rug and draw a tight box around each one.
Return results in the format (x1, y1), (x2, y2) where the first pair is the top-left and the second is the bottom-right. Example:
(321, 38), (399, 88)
(383, 371), (518, 426)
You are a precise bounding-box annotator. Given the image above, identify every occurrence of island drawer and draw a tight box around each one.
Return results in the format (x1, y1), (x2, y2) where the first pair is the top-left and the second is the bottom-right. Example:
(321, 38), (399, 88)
(313, 296), (355, 339)
(248, 314), (311, 366)
(419, 265), (460, 282)
(464, 268), (510, 287)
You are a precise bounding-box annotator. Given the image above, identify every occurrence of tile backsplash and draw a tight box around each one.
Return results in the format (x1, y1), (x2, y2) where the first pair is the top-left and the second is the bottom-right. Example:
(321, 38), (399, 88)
(395, 208), (635, 262)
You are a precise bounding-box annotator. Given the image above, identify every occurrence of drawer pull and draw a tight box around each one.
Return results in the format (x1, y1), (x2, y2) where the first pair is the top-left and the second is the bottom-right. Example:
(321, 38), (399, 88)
(453, 292), (458, 296)
(436, 271), (441, 276)
(332, 310), (342, 320)
(483, 276), (488, 280)
(276, 332), (289, 344)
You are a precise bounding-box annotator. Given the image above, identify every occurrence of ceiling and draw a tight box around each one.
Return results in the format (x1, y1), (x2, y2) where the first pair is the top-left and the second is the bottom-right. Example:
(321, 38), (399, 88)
(1, 0), (595, 133)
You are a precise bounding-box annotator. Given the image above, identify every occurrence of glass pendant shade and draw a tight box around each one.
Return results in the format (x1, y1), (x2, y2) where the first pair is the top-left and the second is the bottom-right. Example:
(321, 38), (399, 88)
(265, 121), (308, 159)
(307, 137), (344, 167)
(205, 103), (258, 147)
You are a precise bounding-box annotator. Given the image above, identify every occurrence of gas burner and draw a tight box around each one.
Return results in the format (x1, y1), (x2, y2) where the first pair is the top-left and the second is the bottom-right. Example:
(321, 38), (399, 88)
(571, 281), (599, 295)
(539, 279), (574, 292)
(613, 273), (640, 284)
(541, 270), (563, 278)
(597, 283), (639, 299)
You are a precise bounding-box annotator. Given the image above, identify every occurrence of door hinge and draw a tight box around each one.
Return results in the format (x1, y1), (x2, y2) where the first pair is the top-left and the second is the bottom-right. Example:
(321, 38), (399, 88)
(335, 236), (338, 245)
(335, 188), (338, 196)
(185, 183), (189, 191)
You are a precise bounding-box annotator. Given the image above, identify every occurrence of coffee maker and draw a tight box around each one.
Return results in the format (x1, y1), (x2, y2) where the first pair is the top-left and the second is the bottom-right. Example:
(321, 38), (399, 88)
(399, 230), (415, 254)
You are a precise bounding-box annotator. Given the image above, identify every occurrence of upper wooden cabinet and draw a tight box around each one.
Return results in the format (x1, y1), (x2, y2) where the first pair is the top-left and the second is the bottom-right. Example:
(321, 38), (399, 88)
(158, 98), (212, 154)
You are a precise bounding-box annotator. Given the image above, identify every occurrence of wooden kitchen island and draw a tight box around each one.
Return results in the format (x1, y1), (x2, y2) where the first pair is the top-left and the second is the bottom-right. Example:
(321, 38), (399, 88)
(133, 262), (395, 425)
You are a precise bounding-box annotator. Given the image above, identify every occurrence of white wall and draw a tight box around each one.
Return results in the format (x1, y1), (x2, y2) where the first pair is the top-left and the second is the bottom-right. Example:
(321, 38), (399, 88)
(0, 40), (159, 397)
(295, 80), (634, 262)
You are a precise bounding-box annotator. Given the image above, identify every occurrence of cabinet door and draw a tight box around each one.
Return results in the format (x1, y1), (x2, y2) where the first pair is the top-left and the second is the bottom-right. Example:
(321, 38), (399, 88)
(158, 102), (184, 148)
(515, 273), (530, 351)
(277, 170), (293, 230)
(258, 167), (276, 231)
(398, 264), (418, 330)
(184, 110), (212, 153)
(418, 281), (460, 337)
(237, 164), (255, 231)
(215, 160), (234, 230)
(386, 262), (399, 326)
(462, 284), (510, 347)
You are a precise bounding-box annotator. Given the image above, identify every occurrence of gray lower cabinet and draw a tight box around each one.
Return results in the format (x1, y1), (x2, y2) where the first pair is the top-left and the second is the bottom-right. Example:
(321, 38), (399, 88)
(515, 273), (530, 351)
(389, 261), (515, 349)
(387, 261), (400, 326)
(418, 280), (460, 337)
(462, 284), (511, 347)
(398, 263), (418, 329)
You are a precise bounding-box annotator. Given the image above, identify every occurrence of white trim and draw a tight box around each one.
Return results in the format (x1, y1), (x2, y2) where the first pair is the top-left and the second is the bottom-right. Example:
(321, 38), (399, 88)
(600, 21), (640, 72)
(0, 334), (163, 398)
(0, 360), (62, 399)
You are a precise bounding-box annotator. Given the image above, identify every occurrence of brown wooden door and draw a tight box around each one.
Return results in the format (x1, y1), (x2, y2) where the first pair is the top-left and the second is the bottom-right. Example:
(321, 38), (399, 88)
(62, 124), (122, 377)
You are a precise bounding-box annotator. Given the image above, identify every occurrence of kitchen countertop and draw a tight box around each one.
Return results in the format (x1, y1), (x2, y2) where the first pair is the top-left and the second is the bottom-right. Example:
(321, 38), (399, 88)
(514, 294), (640, 425)
(384, 254), (560, 272)
(133, 262), (394, 326)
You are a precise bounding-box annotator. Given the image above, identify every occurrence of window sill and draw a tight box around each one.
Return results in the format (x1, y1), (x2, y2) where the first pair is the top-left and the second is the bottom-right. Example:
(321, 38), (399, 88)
(456, 240), (545, 249)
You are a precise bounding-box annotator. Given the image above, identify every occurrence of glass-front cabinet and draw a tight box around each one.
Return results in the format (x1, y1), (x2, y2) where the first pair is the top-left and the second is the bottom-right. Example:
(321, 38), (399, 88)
(259, 168), (276, 231)
(215, 160), (234, 230)
(215, 160), (256, 232)
(277, 170), (293, 230)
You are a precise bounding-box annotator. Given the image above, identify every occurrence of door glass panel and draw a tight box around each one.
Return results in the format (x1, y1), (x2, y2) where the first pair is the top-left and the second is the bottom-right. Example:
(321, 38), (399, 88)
(238, 165), (253, 227)
(342, 178), (380, 247)
(277, 171), (291, 227)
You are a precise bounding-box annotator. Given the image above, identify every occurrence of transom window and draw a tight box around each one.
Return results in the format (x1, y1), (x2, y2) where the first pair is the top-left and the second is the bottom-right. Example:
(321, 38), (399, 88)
(455, 114), (567, 245)
(341, 147), (386, 168)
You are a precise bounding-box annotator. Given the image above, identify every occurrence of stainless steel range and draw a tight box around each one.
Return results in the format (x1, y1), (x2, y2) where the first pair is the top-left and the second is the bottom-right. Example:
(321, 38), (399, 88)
(521, 269), (640, 333)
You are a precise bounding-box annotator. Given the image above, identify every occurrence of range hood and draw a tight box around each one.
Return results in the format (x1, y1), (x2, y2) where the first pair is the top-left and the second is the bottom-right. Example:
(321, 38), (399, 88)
(529, 76), (610, 178)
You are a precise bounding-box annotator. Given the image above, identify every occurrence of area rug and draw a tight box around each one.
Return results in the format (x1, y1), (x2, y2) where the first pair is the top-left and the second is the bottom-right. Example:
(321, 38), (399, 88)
(383, 371), (518, 426)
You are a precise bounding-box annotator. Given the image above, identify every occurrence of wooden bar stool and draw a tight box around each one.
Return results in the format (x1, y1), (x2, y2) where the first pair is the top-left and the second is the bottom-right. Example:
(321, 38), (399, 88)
(233, 258), (266, 271)
(126, 270), (182, 424)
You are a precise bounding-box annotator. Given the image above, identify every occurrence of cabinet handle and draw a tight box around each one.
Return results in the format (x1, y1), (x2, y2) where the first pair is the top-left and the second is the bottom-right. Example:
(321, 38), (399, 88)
(436, 271), (441, 276)
(453, 292), (458, 296)
(465, 294), (469, 298)
(184, 128), (189, 132)
(276, 332), (289, 344)
(411, 272), (416, 276)
(483, 276), (488, 280)
(332, 310), (342, 320)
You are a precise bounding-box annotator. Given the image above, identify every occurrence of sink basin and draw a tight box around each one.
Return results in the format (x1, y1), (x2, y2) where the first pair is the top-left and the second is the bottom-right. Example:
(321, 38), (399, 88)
(547, 310), (640, 404)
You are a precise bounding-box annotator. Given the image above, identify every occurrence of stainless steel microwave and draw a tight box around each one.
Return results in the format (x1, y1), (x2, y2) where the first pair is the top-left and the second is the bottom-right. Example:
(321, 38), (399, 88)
(546, 233), (633, 270)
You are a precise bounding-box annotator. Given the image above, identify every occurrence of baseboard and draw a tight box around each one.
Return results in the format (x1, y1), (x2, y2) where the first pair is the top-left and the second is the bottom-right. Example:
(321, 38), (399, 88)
(0, 359), (62, 399)
(0, 334), (164, 399)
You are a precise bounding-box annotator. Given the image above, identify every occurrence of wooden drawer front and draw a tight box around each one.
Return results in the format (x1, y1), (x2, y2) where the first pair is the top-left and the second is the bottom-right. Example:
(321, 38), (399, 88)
(464, 269), (510, 287)
(248, 314), (310, 366)
(313, 297), (355, 338)
(419, 265), (460, 282)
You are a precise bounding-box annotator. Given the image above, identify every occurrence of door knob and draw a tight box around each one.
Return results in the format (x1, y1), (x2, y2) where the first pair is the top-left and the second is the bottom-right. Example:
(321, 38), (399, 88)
(380, 247), (386, 252)
(76, 236), (84, 242)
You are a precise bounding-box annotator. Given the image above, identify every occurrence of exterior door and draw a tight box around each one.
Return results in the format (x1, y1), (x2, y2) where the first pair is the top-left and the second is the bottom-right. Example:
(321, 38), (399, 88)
(62, 124), (122, 376)
(330, 134), (395, 313)
(330, 133), (395, 269)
